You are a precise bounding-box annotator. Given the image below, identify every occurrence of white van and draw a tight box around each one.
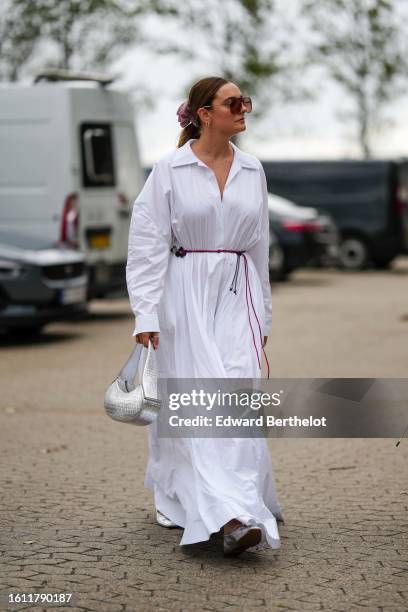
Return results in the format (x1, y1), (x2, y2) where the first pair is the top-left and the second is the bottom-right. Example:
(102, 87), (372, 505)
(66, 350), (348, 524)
(0, 70), (145, 298)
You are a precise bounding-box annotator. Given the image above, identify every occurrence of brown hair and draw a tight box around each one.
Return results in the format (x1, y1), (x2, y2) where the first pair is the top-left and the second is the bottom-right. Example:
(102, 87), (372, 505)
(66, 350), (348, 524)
(177, 76), (230, 148)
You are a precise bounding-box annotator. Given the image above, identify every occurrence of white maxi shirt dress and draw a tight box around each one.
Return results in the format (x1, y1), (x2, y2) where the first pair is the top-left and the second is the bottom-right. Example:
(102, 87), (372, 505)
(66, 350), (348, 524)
(126, 137), (284, 550)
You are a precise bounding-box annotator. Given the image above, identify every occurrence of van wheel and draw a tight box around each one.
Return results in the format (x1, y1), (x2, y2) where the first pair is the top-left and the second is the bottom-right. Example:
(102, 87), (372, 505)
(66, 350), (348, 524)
(338, 236), (370, 270)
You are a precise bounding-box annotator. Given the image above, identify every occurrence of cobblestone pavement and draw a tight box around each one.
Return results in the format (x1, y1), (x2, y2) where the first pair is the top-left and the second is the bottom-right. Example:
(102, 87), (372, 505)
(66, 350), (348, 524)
(1, 259), (408, 612)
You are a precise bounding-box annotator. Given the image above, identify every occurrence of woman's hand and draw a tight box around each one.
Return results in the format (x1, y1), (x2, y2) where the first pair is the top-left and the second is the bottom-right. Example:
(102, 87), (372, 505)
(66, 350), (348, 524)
(136, 332), (160, 350)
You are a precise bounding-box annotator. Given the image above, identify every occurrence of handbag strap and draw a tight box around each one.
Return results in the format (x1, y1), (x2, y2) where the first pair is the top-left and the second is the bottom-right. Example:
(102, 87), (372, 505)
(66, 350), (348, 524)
(118, 341), (144, 382)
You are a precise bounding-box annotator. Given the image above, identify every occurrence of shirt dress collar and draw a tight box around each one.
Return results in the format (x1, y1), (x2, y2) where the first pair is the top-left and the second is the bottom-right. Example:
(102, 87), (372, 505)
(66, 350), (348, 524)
(171, 138), (259, 177)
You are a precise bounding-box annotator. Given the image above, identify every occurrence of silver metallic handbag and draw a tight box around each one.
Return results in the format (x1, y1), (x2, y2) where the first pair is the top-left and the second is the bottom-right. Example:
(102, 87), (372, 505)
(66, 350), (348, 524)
(104, 338), (161, 426)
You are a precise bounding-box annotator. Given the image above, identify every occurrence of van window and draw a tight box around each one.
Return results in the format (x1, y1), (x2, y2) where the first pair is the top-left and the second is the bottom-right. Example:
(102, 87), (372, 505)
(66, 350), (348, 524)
(80, 123), (115, 187)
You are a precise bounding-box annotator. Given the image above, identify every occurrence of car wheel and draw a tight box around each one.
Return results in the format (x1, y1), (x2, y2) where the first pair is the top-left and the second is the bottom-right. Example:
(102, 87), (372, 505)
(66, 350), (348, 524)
(270, 268), (289, 282)
(338, 236), (371, 270)
(269, 243), (284, 276)
(7, 324), (45, 336)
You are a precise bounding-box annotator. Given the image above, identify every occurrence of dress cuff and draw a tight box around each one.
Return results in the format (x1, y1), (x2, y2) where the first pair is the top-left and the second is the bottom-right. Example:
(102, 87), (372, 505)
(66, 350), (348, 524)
(132, 313), (160, 336)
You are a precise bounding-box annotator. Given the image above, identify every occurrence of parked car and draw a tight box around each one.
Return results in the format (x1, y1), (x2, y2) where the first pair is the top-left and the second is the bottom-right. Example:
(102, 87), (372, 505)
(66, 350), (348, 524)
(262, 159), (408, 270)
(0, 68), (145, 298)
(0, 229), (88, 335)
(268, 192), (339, 280)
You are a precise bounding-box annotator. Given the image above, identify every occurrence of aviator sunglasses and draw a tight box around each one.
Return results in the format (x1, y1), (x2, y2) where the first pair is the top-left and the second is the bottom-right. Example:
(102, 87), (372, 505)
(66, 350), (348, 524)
(202, 95), (252, 115)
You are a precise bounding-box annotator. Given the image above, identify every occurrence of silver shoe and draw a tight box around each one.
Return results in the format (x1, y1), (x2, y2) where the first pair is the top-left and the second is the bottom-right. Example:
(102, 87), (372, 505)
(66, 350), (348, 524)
(223, 524), (263, 557)
(156, 509), (180, 529)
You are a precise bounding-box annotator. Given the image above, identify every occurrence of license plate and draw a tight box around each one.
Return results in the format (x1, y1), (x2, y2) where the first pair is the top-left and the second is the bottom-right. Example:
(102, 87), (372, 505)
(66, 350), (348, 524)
(60, 285), (87, 304)
(89, 233), (110, 249)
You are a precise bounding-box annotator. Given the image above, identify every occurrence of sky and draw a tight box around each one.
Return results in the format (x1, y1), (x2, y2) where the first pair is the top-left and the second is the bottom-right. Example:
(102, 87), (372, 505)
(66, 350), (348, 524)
(110, 0), (408, 167)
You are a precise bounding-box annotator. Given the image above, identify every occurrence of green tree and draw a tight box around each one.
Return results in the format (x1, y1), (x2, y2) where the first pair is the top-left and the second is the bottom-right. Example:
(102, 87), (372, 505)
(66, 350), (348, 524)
(301, 0), (408, 158)
(0, 0), (150, 79)
(0, 0), (41, 81)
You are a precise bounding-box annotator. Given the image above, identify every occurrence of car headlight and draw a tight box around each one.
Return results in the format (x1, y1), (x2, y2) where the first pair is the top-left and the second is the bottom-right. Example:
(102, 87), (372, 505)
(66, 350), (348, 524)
(0, 259), (29, 279)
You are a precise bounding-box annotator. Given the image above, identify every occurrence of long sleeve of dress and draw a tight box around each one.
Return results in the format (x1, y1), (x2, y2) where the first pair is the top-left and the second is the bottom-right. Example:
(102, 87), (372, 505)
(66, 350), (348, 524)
(126, 163), (172, 336)
(246, 162), (272, 337)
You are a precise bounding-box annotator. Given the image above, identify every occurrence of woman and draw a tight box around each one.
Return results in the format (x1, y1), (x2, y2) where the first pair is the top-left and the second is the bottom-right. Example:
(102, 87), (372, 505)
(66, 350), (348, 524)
(126, 76), (284, 556)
